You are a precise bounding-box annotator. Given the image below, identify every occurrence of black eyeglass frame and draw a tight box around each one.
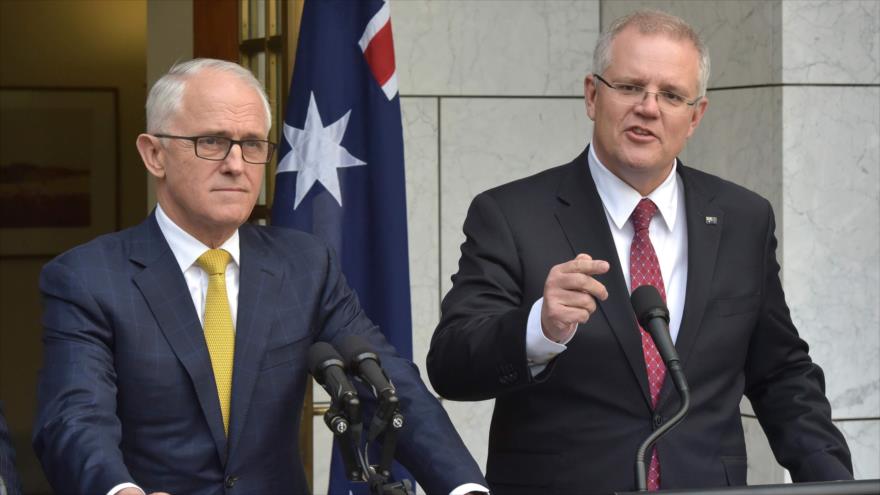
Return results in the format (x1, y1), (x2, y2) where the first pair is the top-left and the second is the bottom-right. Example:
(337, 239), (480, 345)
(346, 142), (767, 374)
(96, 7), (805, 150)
(153, 134), (277, 164)
(592, 74), (703, 109)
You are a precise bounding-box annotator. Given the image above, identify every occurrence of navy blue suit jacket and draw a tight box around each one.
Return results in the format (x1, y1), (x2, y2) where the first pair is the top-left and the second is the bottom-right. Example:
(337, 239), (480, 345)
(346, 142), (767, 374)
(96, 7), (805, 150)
(34, 213), (484, 495)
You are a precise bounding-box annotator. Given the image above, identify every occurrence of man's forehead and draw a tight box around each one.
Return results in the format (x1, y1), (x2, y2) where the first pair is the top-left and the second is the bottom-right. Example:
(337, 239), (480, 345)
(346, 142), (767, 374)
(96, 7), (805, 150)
(174, 72), (268, 130)
(613, 25), (699, 53)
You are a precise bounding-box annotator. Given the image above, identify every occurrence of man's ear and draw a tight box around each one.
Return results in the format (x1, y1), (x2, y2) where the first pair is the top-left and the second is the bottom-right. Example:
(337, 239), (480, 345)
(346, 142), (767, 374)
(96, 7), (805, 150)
(584, 74), (598, 121)
(137, 133), (166, 178)
(686, 96), (709, 139)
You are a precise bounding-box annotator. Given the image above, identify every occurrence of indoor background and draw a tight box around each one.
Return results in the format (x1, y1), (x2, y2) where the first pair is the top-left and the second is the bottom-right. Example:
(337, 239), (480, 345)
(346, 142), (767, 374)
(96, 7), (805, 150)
(0, 1), (877, 493)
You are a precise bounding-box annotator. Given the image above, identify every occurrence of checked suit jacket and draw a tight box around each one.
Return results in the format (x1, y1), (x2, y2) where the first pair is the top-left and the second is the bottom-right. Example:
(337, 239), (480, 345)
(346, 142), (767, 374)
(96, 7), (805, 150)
(427, 147), (852, 494)
(34, 212), (484, 495)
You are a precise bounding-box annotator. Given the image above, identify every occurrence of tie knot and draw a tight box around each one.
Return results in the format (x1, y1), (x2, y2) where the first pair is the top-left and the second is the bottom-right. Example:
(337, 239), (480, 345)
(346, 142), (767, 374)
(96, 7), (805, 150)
(631, 198), (659, 232)
(197, 249), (231, 276)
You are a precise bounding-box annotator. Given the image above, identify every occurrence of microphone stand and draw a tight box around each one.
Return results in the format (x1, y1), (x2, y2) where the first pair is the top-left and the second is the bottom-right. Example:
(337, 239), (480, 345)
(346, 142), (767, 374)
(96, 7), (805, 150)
(361, 391), (413, 495)
(323, 392), (365, 482)
(635, 357), (691, 491)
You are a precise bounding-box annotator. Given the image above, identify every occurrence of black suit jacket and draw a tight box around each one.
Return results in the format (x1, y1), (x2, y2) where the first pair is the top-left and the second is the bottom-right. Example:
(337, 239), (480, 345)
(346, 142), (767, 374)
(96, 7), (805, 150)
(35, 213), (485, 495)
(427, 148), (851, 494)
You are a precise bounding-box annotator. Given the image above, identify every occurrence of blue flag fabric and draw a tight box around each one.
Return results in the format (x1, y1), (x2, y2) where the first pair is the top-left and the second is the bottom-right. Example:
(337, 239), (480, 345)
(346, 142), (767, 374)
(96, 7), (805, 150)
(271, 0), (414, 493)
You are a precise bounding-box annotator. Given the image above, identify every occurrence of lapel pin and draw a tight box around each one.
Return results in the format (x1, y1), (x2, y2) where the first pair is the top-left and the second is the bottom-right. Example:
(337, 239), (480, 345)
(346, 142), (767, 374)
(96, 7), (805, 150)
(705, 216), (718, 225)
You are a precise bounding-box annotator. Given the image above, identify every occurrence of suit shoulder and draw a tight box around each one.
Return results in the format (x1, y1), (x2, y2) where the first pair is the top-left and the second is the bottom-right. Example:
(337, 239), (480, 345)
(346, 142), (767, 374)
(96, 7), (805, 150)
(242, 224), (332, 259)
(44, 225), (139, 273)
(681, 165), (772, 213)
(478, 161), (574, 209)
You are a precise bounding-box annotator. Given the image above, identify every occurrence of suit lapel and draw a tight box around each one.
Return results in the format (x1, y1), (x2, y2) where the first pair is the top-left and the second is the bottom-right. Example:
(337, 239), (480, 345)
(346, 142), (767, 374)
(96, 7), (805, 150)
(226, 224), (283, 457)
(657, 164), (723, 408)
(130, 214), (228, 463)
(675, 165), (723, 369)
(554, 149), (652, 407)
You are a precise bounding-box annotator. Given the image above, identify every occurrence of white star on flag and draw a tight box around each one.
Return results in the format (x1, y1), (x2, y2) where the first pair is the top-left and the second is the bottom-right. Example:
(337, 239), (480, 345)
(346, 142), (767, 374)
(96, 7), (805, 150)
(277, 92), (366, 209)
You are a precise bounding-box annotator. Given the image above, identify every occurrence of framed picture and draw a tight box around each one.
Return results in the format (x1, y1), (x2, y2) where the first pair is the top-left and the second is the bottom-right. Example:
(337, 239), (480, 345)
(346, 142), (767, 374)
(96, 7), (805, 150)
(0, 87), (118, 256)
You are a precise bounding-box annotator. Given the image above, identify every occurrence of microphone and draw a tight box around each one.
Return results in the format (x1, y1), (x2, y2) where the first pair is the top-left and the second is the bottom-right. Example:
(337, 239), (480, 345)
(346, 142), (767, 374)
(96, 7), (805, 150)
(309, 342), (365, 481)
(338, 334), (406, 472)
(630, 285), (691, 492)
(631, 286), (678, 365)
(338, 335), (397, 401)
(308, 342), (360, 415)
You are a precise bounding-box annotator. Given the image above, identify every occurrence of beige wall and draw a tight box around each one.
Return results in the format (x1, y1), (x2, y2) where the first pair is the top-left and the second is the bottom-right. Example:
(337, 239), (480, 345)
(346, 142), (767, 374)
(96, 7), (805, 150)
(0, 1), (146, 491)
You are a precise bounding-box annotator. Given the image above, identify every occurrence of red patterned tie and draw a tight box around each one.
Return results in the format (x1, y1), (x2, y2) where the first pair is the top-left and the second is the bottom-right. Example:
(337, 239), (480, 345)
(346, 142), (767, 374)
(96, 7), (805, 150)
(629, 198), (667, 490)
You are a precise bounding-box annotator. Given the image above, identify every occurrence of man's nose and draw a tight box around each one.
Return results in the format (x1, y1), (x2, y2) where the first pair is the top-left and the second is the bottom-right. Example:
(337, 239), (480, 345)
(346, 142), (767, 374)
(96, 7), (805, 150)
(634, 91), (662, 116)
(221, 143), (247, 173)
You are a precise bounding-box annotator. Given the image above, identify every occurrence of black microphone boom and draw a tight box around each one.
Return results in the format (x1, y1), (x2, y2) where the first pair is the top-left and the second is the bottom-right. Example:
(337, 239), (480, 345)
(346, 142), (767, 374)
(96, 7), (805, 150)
(308, 342), (364, 481)
(630, 285), (691, 492)
(338, 335), (408, 490)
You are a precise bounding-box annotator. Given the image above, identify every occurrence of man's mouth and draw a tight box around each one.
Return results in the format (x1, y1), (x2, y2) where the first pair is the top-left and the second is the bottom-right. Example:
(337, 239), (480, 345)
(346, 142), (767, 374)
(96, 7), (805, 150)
(627, 126), (656, 138)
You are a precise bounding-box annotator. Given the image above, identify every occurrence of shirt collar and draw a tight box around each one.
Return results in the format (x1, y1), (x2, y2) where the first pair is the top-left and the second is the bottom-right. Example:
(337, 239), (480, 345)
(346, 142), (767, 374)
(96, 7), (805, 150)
(155, 203), (240, 272)
(587, 144), (680, 233)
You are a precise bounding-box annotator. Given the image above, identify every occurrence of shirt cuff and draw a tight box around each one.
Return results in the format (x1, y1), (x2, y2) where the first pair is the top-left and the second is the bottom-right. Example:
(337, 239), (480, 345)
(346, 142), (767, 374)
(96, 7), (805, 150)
(108, 483), (144, 495)
(449, 482), (490, 495)
(525, 298), (570, 375)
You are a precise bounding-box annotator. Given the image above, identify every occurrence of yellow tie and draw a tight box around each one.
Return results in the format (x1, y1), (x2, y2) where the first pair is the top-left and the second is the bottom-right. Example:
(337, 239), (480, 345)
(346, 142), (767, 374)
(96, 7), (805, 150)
(196, 249), (235, 435)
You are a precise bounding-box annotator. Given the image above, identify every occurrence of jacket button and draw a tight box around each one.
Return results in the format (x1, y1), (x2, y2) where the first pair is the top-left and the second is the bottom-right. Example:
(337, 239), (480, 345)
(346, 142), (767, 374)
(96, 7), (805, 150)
(225, 475), (238, 488)
(653, 414), (663, 428)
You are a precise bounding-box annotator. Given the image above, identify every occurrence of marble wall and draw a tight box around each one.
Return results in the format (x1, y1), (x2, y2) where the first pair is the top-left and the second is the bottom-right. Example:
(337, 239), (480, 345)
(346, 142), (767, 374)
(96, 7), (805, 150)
(780, 0), (879, 481)
(313, 0), (880, 490)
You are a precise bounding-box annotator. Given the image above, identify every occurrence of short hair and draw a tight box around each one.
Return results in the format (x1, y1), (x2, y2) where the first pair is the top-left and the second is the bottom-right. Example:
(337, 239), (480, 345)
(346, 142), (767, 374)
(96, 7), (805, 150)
(145, 58), (272, 133)
(592, 9), (711, 97)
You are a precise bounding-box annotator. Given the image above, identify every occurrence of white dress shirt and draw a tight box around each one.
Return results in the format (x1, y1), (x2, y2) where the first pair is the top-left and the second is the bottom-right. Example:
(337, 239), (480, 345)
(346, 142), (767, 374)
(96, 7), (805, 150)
(526, 145), (689, 375)
(155, 204), (241, 329)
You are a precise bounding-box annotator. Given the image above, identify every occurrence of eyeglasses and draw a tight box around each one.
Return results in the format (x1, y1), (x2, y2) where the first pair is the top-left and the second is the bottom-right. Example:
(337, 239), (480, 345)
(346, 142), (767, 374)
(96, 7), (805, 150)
(153, 134), (276, 164)
(593, 74), (702, 114)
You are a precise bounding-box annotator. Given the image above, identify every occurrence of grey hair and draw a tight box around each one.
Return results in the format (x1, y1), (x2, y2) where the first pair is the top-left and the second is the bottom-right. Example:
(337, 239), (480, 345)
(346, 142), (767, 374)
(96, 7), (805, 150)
(145, 58), (272, 133)
(592, 9), (711, 97)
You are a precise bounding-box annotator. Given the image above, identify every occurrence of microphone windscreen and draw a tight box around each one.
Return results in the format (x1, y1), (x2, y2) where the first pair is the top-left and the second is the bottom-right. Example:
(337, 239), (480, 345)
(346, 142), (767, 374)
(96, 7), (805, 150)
(338, 335), (379, 367)
(630, 285), (669, 325)
(308, 341), (343, 378)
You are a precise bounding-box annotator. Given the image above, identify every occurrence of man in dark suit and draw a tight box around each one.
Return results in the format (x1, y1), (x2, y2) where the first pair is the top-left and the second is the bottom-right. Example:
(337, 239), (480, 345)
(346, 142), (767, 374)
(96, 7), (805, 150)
(34, 59), (487, 495)
(428, 10), (852, 494)
(0, 401), (22, 495)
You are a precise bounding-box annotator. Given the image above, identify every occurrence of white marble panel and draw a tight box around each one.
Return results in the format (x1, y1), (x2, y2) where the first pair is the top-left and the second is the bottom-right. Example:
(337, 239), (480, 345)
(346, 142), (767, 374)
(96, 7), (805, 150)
(402, 97), (440, 392)
(680, 87), (783, 215)
(782, 86), (880, 420)
(742, 415), (787, 485)
(836, 419), (880, 480)
(601, 0), (781, 87)
(393, 1), (599, 96)
(442, 398), (495, 473)
(439, 97), (593, 294)
(782, 0), (880, 84)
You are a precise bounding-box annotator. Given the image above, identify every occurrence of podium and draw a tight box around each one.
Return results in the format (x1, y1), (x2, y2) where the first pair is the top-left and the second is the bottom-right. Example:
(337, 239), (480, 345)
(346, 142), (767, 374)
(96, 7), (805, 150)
(615, 479), (880, 495)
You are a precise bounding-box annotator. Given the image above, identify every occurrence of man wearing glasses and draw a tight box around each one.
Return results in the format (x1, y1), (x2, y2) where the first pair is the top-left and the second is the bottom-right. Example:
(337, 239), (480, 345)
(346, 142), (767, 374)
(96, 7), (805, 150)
(34, 59), (487, 495)
(428, 9), (852, 493)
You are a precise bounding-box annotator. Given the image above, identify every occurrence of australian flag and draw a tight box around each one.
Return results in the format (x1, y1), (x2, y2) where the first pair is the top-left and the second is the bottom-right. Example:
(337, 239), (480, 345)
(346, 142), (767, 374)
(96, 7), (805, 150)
(271, 0), (414, 493)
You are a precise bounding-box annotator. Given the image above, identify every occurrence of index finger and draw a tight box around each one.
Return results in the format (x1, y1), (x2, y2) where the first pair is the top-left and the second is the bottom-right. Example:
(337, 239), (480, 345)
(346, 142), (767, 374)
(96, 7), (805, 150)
(562, 254), (610, 275)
